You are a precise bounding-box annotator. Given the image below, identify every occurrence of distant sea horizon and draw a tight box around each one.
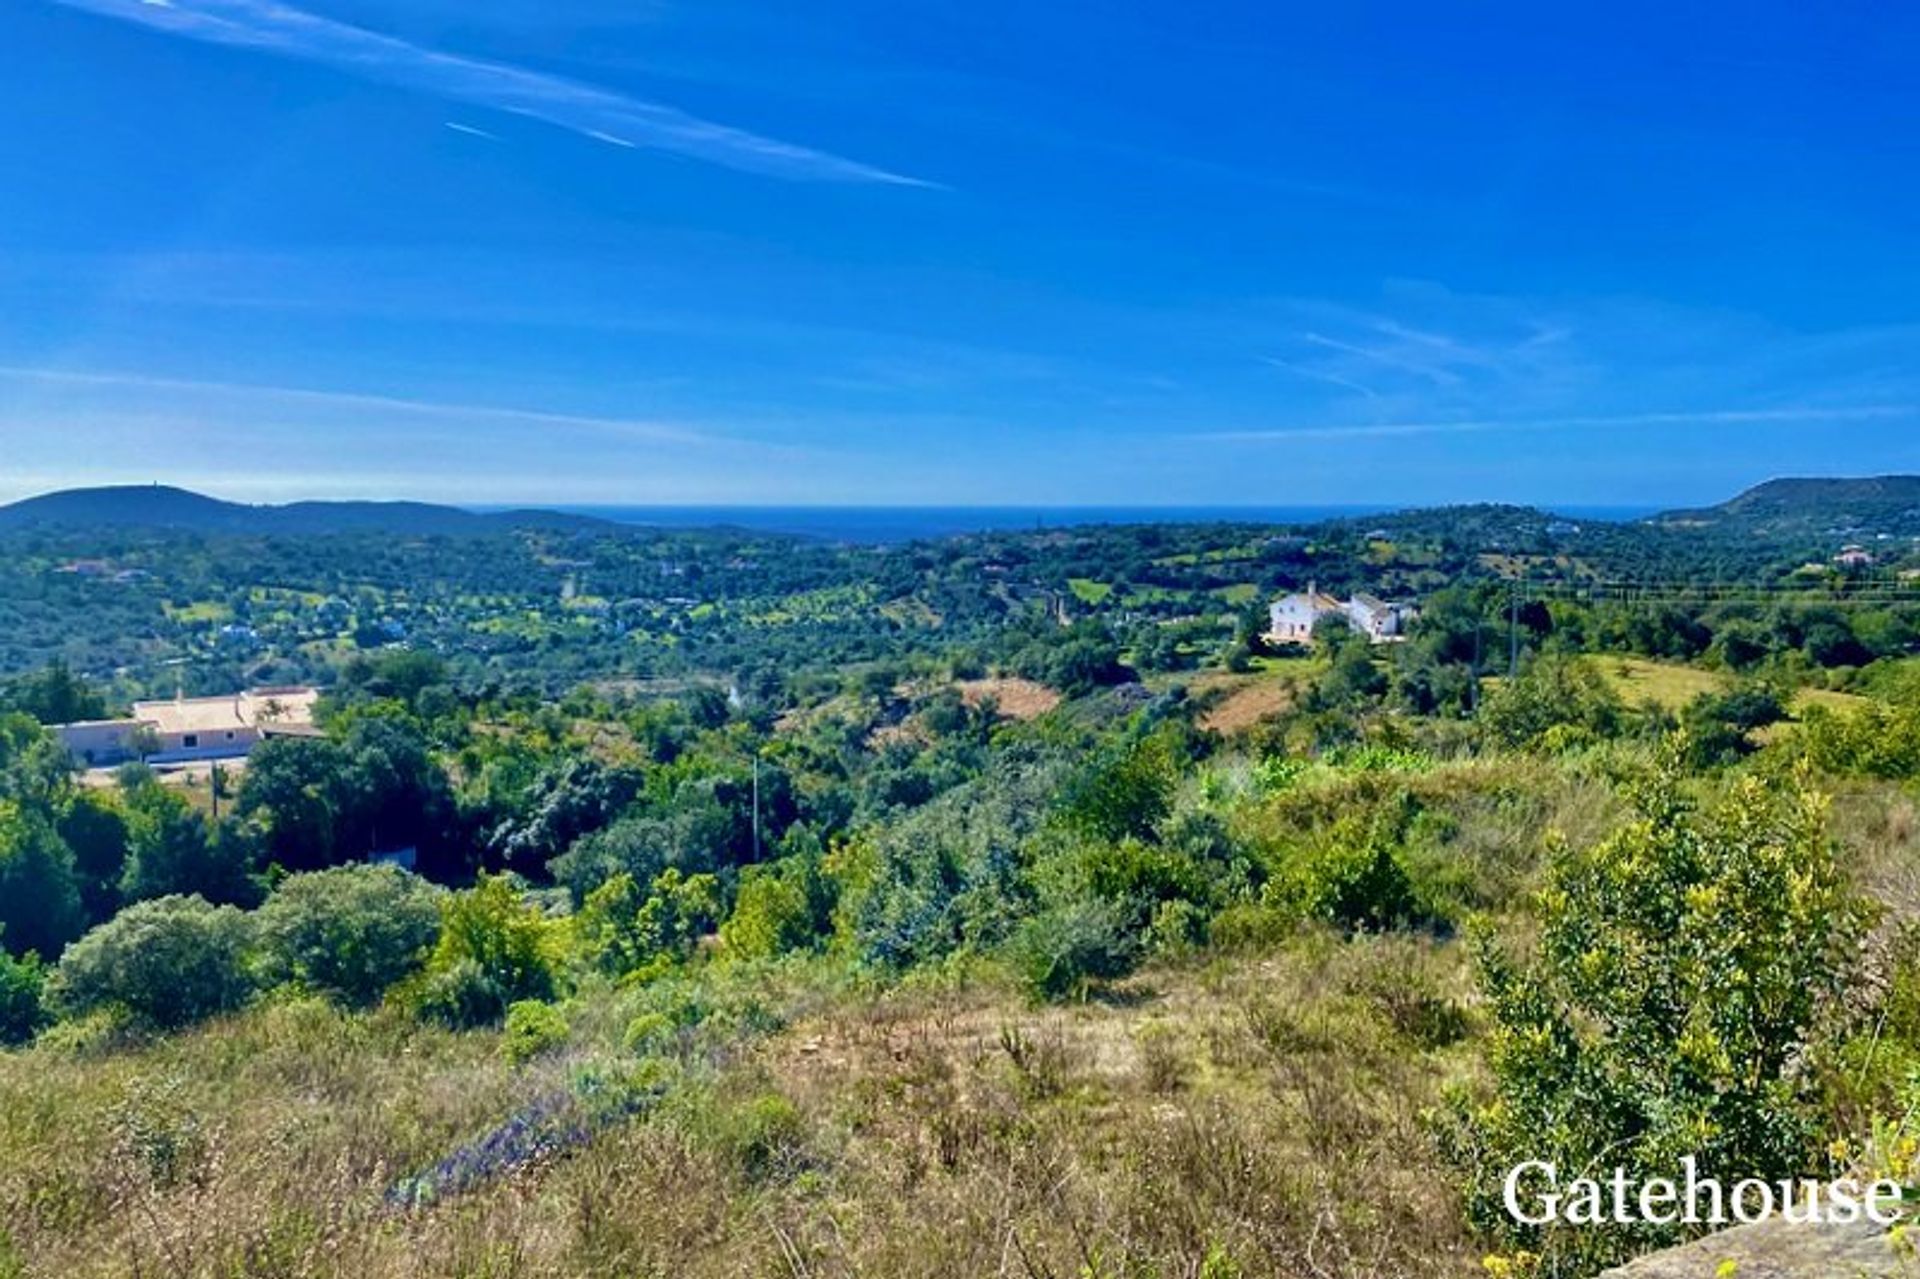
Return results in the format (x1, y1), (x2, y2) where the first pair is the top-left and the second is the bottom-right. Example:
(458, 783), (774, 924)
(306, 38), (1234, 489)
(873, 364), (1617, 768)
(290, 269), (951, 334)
(536, 504), (1661, 544)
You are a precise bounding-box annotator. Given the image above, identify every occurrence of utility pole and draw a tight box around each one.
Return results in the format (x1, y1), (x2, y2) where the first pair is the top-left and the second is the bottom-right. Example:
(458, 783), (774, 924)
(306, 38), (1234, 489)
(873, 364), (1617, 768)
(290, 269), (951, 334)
(1509, 576), (1522, 678)
(751, 754), (761, 863)
(1470, 618), (1483, 715)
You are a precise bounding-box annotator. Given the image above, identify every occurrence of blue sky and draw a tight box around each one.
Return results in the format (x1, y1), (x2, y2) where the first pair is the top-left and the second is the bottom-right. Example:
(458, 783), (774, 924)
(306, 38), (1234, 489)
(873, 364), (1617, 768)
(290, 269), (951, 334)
(2, 0), (1917, 507)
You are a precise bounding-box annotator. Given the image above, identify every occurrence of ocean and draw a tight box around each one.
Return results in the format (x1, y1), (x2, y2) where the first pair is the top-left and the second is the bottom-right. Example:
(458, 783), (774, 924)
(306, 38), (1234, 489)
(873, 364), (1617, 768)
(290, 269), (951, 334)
(549, 505), (1658, 545)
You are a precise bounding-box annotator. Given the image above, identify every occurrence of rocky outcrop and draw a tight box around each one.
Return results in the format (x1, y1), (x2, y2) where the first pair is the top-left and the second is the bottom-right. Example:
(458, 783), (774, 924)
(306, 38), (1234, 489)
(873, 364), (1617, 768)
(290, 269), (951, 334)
(1601, 1216), (1914, 1277)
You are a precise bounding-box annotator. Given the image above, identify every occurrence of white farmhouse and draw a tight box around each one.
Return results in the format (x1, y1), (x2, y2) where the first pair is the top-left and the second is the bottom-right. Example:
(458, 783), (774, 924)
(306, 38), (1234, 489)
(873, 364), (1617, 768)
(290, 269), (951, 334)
(1344, 593), (1419, 641)
(53, 686), (321, 769)
(1266, 585), (1419, 646)
(1266, 584), (1347, 645)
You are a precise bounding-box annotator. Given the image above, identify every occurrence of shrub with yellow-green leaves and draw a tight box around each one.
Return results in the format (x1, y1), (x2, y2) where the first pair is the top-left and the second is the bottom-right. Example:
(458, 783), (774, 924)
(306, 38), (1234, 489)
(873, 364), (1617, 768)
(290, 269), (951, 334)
(1443, 756), (1865, 1276)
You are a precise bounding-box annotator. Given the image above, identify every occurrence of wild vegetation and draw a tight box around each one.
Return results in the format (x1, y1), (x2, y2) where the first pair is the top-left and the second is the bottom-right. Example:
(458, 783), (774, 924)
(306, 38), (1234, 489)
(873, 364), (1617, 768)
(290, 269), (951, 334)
(2, 486), (1920, 1277)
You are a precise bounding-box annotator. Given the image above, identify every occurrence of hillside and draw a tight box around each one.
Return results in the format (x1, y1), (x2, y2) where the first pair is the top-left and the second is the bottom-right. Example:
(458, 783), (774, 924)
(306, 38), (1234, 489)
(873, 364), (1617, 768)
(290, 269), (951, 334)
(1649, 475), (1920, 542)
(0, 486), (609, 537)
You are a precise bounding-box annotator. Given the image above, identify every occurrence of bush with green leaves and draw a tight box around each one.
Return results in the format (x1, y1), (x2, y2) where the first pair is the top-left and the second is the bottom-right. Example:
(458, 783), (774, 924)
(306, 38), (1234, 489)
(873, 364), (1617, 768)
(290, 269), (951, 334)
(1009, 896), (1140, 1001)
(1443, 760), (1864, 1274)
(721, 861), (820, 962)
(1796, 698), (1920, 780)
(574, 868), (722, 978)
(0, 800), (83, 960)
(48, 895), (257, 1030)
(0, 937), (48, 1046)
(1478, 655), (1626, 752)
(255, 864), (442, 1005)
(502, 999), (570, 1063)
(1063, 729), (1184, 844)
(408, 875), (562, 1028)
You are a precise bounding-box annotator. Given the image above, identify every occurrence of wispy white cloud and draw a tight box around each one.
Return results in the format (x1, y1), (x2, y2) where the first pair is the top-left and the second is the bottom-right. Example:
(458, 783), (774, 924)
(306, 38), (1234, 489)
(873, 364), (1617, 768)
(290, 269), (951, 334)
(1258, 356), (1378, 399)
(1301, 331), (1466, 387)
(1200, 403), (1916, 443)
(0, 364), (737, 448)
(51, 0), (933, 186)
(443, 121), (499, 141)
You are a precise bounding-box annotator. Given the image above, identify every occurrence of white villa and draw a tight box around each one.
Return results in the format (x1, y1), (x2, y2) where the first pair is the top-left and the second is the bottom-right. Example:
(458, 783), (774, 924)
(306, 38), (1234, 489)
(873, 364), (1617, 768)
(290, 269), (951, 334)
(54, 686), (321, 769)
(1267, 584), (1418, 646)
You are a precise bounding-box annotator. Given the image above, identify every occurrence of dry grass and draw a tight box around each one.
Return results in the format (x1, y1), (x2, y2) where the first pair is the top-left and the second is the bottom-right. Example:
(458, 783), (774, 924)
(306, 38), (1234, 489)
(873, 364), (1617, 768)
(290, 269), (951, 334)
(0, 939), (1484, 1279)
(956, 677), (1062, 722)
(1196, 674), (1306, 736)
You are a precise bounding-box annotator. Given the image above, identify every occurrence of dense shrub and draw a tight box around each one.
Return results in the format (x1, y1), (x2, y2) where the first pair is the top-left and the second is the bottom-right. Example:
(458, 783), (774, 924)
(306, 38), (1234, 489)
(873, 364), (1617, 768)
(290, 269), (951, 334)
(502, 999), (570, 1063)
(574, 868), (721, 978)
(1444, 761), (1863, 1274)
(0, 801), (83, 960)
(255, 864), (442, 1005)
(48, 895), (257, 1030)
(721, 864), (818, 961)
(1063, 729), (1184, 844)
(1010, 897), (1140, 1000)
(1797, 700), (1920, 779)
(1478, 655), (1625, 751)
(1264, 836), (1425, 933)
(0, 941), (47, 1045)
(409, 876), (561, 1028)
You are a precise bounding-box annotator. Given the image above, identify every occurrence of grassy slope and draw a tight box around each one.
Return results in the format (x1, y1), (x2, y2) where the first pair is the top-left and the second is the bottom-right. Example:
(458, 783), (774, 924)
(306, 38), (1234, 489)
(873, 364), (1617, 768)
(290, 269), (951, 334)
(5, 753), (1914, 1279)
(1590, 655), (1871, 718)
(0, 942), (1483, 1279)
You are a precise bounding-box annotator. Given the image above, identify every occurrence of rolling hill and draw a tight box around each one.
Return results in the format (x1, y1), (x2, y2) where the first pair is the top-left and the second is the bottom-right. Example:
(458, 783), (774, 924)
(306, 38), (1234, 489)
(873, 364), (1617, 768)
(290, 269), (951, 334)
(1650, 475), (1920, 541)
(0, 486), (610, 536)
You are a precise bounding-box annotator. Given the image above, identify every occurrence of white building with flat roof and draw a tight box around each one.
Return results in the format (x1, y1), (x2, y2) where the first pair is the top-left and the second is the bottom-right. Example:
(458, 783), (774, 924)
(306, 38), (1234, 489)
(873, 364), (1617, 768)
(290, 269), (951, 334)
(54, 686), (320, 768)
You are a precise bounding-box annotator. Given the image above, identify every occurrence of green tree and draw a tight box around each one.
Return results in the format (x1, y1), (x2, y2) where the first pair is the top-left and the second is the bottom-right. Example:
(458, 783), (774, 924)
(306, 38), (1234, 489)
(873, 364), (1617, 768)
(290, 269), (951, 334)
(6, 661), (106, 726)
(57, 790), (128, 925)
(48, 895), (256, 1030)
(0, 713), (73, 809)
(409, 875), (561, 1027)
(722, 861), (822, 961)
(1679, 684), (1786, 768)
(575, 868), (721, 976)
(0, 938), (48, 1045)
(255, 865), (442, 1005)
(237, 737), (348, 872)
(119, 775), (256, 906)
(1063, 728), (1184, 844)
(1478, 655), (1624, 750)
(1445, 761), (1863, 1274)
(0, 801), (83, 960)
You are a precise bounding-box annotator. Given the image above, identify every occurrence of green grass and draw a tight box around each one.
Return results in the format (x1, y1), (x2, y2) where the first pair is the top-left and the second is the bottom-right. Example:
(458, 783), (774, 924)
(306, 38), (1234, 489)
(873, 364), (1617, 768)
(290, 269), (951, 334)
(1590, 656), (1725, 710)
(1066, 577), (1113, 605)
(1591, 656), (1873, 719)
(164, 601), (234, 624)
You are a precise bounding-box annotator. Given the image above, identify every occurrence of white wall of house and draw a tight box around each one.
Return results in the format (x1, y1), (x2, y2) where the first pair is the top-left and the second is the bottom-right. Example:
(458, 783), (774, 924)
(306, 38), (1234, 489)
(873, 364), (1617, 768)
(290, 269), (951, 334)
(146, 726), (263, 764)
(54, 721), (145, 768)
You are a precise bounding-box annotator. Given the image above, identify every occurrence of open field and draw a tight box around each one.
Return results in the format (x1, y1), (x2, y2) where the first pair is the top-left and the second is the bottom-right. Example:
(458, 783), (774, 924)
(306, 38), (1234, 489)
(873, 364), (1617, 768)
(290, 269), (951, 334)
(955, 676), (1062, 721)
(1591, 656), (1872, 719)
